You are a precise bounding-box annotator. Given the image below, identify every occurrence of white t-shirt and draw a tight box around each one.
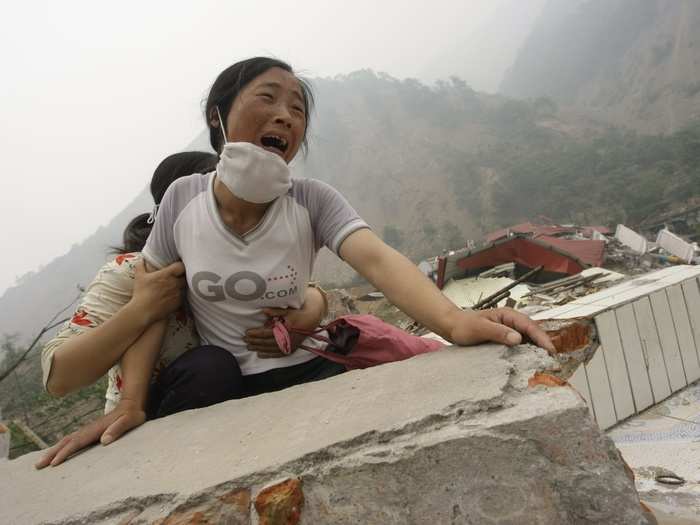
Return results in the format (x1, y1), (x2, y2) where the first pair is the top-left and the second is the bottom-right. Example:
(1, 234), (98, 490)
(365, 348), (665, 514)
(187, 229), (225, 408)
(142, 172), (368, 375)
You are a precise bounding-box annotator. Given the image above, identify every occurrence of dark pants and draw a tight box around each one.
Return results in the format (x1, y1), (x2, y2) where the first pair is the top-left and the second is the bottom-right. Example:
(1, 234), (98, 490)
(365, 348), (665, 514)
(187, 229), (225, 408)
(146, 345), (346, 420)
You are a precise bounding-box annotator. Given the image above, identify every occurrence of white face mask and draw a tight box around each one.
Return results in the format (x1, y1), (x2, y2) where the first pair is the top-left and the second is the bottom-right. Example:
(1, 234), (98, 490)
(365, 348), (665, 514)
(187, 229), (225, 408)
(214, 107), (292, 204)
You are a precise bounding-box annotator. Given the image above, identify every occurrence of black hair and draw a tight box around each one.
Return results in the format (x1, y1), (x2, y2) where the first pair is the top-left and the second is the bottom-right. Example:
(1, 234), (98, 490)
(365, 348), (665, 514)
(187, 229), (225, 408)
(149, 151), (218, 205)
(204, 57), (314, 155)
(119, 213), (151, 255)
(115, 151), (219, 254)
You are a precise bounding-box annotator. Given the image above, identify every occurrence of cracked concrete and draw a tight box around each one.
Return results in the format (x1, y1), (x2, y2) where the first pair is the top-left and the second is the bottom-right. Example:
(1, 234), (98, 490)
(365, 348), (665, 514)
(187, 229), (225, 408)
(1, 344), (648, 524)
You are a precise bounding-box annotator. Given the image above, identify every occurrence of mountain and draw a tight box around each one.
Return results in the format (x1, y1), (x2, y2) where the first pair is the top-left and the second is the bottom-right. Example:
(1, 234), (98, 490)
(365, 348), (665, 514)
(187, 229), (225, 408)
(418, 0), (548, 93)
(0, 192), (151, 344)
(2, 69), (699, 345)
(500, 0), (700, 133)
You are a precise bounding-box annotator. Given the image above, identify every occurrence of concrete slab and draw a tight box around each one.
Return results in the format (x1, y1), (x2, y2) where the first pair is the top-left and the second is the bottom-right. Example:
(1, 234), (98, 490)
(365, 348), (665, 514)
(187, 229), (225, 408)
(656, 229), (696, 263)
(0, 344), (649, 525)
(616, 224), (648, 254)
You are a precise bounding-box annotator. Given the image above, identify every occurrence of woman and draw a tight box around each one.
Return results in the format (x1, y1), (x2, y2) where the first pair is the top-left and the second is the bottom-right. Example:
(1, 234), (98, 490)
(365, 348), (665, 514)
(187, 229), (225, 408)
(36, 150), (328, 468)
(38, 56), (552, 468)
(140, 57), (553, 398)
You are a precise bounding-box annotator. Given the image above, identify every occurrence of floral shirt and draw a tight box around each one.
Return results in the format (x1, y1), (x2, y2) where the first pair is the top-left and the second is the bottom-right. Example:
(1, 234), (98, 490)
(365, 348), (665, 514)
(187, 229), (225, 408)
(41, 253), (199, 413)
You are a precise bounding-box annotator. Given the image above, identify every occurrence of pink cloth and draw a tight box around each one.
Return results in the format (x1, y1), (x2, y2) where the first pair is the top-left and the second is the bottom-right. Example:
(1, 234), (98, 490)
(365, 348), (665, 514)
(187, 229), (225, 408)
(273, 314), (444, 369)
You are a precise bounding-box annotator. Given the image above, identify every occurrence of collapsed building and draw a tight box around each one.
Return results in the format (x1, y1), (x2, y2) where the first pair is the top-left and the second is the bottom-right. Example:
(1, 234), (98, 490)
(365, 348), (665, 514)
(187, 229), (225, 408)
(2, 221), (699, 523)
(418, 221), (700, 522)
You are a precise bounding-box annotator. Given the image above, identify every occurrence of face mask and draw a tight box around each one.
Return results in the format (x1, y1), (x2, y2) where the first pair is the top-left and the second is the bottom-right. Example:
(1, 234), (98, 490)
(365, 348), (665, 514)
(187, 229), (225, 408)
(214, 107), (291, 204)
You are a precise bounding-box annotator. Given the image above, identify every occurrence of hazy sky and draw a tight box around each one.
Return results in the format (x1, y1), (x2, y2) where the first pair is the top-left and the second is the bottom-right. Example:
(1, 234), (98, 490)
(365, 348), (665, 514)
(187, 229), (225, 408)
(0, 0), (545, 295)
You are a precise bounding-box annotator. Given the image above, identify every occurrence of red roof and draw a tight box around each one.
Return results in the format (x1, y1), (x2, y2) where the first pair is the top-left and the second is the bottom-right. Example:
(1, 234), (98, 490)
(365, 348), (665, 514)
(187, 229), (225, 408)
(535, 235), (605, 267)
(455, 237), (586, 274)
(435, 235), (607, 288)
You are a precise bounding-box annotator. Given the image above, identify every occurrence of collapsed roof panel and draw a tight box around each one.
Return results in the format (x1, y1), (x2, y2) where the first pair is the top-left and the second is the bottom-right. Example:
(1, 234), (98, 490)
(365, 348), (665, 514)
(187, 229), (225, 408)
(534, 235), (605, 267)
(436, 236), (591, 288)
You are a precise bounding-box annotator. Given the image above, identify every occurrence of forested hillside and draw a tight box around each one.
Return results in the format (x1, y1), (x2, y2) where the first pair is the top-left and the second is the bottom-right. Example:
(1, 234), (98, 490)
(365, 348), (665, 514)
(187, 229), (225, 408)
(481, 121), (700, 226)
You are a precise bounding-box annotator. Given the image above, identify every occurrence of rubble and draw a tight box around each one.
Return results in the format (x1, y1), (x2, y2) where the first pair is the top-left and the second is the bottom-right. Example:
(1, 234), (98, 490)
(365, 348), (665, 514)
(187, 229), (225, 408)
(655, 228), (698, 264)
(324, 288), (359, 321)
(441, 275), (531, 310)
(639, 198), (700, 245)
(1, 343), (650, 524)
(344, 221), (695, 338)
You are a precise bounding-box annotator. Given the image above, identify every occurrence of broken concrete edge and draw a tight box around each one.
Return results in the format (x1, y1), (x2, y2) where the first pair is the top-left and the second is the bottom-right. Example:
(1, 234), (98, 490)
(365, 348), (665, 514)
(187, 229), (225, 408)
(534, 318), (600, 383)
(28, 346), (525, 524)
(537, 318), (597, 355)
(23, 344), (651, 525)
(145, 396), (648, 524)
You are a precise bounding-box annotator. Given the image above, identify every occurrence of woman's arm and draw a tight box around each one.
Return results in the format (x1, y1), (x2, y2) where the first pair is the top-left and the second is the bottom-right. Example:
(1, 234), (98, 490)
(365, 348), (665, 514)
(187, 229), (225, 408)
(46, 260), (185, 396)
(35, 320), (166, 469)
(339, 229), (554, 351)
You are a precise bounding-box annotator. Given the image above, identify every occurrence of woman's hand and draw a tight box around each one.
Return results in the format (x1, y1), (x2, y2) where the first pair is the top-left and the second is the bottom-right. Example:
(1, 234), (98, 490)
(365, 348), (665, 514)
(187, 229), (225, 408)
(448, 307), (555, 352)
(244, 286), (327, 358)
(34, 399), (146, 469)
(130, 259), (186, 324)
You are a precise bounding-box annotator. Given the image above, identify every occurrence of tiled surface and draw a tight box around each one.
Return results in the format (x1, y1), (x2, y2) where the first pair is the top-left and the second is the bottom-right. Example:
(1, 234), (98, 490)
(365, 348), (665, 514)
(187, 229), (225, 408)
(668, 285), (700, 383)
(634, 296), (673, 404)
(650, 290), (688, 393)
(585, 347), (618, 429)
(596, 311), (635, 421)
(551, 273), (700, 430)
(534, 267), (700, 320)
(615, 303), (654, 412)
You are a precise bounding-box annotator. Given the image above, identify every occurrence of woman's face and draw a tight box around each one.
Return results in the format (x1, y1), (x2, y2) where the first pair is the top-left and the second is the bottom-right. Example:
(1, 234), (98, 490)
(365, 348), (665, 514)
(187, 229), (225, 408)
(224, 67), (307, 164)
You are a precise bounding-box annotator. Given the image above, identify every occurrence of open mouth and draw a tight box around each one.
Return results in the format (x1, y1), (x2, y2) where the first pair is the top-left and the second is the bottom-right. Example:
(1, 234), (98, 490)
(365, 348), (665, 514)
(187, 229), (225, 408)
(260, 135), (288, 156)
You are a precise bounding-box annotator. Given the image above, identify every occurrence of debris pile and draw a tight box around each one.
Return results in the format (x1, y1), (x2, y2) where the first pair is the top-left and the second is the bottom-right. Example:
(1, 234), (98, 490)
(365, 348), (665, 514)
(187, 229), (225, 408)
(431, 221), (698, 313)
(337, 220), (697, 338)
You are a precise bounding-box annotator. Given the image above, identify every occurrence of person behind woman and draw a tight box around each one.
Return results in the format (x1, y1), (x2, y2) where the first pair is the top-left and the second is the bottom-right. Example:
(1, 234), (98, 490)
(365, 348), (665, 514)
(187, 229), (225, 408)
(41, 152), (218, 406)
(36, 151), (328, 468)
(137, 57), (554, 408)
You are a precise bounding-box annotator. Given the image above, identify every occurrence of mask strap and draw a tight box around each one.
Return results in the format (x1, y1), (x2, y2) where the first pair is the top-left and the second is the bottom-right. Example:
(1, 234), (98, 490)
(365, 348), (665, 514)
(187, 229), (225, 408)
(147, 204), (160, 225)
(215, 106), (228, 145)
